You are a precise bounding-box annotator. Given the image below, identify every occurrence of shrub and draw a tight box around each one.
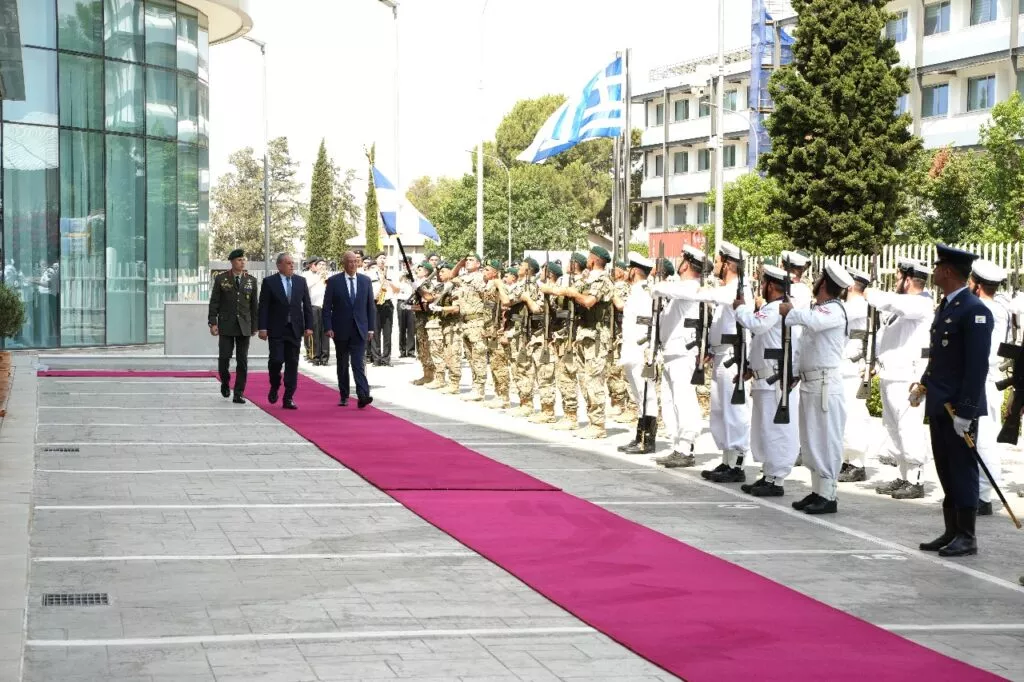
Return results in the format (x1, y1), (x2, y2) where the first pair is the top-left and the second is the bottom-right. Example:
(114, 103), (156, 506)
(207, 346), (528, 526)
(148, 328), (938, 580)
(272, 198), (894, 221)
(0, 284), (25, 340)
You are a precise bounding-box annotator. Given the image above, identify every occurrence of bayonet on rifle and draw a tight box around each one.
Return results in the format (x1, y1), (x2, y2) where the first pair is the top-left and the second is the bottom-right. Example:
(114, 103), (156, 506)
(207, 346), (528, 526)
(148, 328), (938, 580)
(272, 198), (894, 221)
(721, 249), (748, 405)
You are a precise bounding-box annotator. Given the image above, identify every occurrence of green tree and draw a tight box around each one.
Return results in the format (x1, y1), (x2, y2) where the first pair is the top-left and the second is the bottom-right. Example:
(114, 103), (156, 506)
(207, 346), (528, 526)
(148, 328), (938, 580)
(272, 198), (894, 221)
(707, 174), (792, 256)
(364, 144), (381, 257)
(405, 175), (458, 221)
(305, 139), (332, 258)
(328, 162), (361, 264)
(762, 0), (920, 253)
(210, 136), (304, 262)
(979, 91), (1024, 243)
(494, 95), (566, 167)
(894, 147), (992, 244)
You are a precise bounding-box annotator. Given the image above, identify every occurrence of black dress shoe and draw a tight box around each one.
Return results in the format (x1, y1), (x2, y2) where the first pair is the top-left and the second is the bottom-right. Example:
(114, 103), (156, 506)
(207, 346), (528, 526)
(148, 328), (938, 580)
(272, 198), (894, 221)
(232, 396), (245, 404)
(339, 398), (349, 407)
(804, 498), (838, 514)
(792, 493), (821, 511)
(751, 482), (785, 497)
(938, 534), (977, 557)
(920, 506), (957, 551)
(268, 388), (279, 404)
(357, 396), (373, 409)
(708, 467), (745, 484)
(283, 400), (297, 410)
(701, 463), (730, 480)
(977, 501), (993, 516)
(221, 383), (230, 398)
(741, 477), (767, 494)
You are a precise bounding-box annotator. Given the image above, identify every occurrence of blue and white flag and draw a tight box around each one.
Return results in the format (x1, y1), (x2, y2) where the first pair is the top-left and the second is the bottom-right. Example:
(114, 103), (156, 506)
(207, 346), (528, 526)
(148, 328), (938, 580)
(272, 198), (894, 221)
(372, 166), (441, 243)
(517, 56), (624, 164)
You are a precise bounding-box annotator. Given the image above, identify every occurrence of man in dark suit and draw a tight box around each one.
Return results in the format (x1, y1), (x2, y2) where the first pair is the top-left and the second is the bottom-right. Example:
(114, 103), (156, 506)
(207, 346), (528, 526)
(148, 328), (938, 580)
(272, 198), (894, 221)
(914, 244), (993, 557)
(208, 248), (258, 403)
(323, 250), (376, 408)
(258, 253), (314, 409)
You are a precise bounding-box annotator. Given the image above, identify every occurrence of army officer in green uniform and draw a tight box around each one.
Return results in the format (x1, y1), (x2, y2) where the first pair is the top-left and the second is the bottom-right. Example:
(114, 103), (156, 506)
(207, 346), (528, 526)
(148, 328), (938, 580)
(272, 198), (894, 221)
(208, 248), (259, 403)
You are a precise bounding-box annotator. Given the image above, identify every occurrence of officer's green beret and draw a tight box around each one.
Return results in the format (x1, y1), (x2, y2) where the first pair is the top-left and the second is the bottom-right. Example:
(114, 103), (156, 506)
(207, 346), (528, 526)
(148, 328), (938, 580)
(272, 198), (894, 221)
(418, 261), (434, 274)
(486, 259), (502, 271)
(546, 262), (563, 278)
(467, 252), (482, 261)
(504, 267), (518, 277)
(523, 257), (540, 274)
(570, 252), (587, 269)
(614, 259), (629, 270)
(438, 261), (453, 270)
(589, 245), (611, 264)
(658, 258), (675, 277)
(227, 248), (245, 261)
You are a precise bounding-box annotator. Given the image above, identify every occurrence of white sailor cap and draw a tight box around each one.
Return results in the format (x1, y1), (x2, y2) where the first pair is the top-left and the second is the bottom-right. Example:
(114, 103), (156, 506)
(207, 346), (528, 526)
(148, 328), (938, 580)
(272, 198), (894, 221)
(971, 259), (1007, 286)
(823, 260), (854, 289)
(682, 245), (706, 264)
(627, 251), (654, 271)
(761, 264), (788, 283)
(781, 250), (811, 269)
(846, 265), (871, 286)
(718, 241), (745, 262)
(897, 258), (932, 278)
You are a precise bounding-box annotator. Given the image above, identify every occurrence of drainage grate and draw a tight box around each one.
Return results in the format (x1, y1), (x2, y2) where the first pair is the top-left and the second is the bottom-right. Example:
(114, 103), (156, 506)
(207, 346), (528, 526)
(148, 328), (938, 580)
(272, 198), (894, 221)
(41, 446), (80, 453)
(42, 593), (109, 607)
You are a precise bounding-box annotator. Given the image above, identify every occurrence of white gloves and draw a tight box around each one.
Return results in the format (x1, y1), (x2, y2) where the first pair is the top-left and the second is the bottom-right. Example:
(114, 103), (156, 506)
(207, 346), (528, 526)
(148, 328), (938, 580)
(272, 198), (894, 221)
(953, 416), (972, 438)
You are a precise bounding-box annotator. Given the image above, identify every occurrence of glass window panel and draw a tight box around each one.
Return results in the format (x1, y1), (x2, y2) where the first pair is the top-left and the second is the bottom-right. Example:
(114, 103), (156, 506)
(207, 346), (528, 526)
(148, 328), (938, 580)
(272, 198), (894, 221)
(59, 129), (105, 346)
(672, 204), (686, 226)
(198, 28), (209, 82)
(197, 80), (208, 146)
(968, 76), (996, 111)
(673, 99), (688, 121)
(177, 142), (198, 286)
(924, 2), (950, 35)
(17, 0), (56, 48)
(698, 149), (710, 171)
(1018, 71), (1024, 96)
(177, 74), (197, 142)
(59, 53), (103, 130)
(105, 135), (147, 344)
(654, 154), (663, 177)
(895, 93), (908, 115)
(886, 10), (908, 42)
(654, 103), (664, 126)
(2, 124), (60, 348)
(144, 0), (176, 67)
(971, 0), (996, 24)
(58, 0), (103, 54)
(105, 60), (144, 134)
(673, 151), (687, 174)
(146, 139), (176, 342)
(698, 96), (710, 117)
(724, 90), (738, 111)
(146, 67), (177, 137)
(653, 205), (662, 228)
(723, 145), (737, 168)
(2, 47), (57, 126)
(922, 84), (948, 117)
(198, 146), (209, 278)
(104, 0), (145, 62)
(697, 202), (710, 225)
(177, 6), (198, 73)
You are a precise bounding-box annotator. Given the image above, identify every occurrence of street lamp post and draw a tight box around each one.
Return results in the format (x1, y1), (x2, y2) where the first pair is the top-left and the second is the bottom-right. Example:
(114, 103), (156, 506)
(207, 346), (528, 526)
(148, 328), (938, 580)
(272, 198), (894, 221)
(242, 35), (270, 273)
(467, 150), (511, 263)
(378, 0), (400, 264)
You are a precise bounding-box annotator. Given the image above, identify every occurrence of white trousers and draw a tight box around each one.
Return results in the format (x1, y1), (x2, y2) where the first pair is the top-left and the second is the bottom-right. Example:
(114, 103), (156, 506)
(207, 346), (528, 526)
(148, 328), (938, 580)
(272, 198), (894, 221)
(798, 375), (846, 501)
(710, 353), (751, 464)
(622, 360), (658, 418)
(976, 379), (1003, 504)
(662, 354), (701, 452)
(880, 378), (929, 481)
(841, 370), (871, 468)
(751, 387), (800, 482)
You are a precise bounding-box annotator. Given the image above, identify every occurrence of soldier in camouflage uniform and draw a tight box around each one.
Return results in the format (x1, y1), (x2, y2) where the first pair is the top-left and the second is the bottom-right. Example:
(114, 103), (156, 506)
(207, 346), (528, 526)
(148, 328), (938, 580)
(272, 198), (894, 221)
(433, 263), (462, 394)
(608, 259), (634, 422)
(503, 267), (518, 287)
(545, 253), (587, 430)
(523, 260), (560, 424)
(543, 246), (614, 438)
(509, 258), (540, 417)
(410, 261), (438, 386)
(482, 259), (512, 409)
(208, 248), (258, 403)
(451, 254), (489, 401)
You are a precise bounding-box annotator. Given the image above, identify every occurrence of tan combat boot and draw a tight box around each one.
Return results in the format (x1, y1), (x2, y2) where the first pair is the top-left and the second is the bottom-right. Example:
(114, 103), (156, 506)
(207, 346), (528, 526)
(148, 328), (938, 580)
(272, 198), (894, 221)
(576, 423), (607, 439)
(528, 404), (557, 424)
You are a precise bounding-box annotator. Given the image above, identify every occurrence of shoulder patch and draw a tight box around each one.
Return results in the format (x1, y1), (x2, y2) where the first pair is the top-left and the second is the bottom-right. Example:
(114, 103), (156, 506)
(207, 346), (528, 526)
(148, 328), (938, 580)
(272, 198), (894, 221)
(975, 315), (987, 324)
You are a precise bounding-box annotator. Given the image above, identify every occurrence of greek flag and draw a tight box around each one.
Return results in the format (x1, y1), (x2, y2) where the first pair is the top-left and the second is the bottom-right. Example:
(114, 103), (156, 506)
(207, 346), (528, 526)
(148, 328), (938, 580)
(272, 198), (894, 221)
(372, 166), (441, 243)
(517, 56), (624, 164)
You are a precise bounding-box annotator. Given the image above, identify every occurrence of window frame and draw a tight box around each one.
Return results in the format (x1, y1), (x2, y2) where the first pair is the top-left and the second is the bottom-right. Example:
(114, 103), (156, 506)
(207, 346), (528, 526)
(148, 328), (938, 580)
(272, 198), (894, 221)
(967, 75), (996, 112)
(924, 1), (951, 36)
(921, 83), (949, 118)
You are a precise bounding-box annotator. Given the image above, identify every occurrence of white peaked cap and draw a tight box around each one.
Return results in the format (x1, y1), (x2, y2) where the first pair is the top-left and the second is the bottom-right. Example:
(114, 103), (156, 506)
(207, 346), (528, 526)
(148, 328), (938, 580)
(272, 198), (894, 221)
(972, 259), (1007, 285)
(628, 251), (653, 270)
(718, 241), (744, 261)
(846, 265), (871, 285)
(682, 245), (707, 263)
(761, 264), (788, 283)
(898, 258), (933, 277)
(781, 250), (811, 268)
(823, 260), (854, 289)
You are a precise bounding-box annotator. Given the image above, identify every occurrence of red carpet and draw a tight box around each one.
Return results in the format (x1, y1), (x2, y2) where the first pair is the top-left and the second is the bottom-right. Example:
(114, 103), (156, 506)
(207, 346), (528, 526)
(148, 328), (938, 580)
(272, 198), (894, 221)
(244, 373), (556, 491)
(38, 370), (218, 377)
(393, 490), (1001, 682)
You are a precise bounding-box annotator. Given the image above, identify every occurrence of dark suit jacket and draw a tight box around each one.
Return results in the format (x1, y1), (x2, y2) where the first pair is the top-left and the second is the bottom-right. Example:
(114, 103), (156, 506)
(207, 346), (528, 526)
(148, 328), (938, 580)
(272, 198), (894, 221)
(208, 271), (258, 336)
(323, 272), (376, 341)
(258, 273), (314, 341)
(921, 288), (993, 420)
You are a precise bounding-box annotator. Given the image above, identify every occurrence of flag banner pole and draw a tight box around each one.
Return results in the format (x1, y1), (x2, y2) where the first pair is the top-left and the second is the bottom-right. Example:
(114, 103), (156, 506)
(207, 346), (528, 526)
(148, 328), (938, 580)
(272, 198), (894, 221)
(622, 47), (632, 255)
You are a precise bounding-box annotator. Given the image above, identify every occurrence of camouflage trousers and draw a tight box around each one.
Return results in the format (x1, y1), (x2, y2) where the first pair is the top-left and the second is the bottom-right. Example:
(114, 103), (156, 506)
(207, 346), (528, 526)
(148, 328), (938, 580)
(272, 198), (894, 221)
(512, 333), (536, 407)
(553, 337), (579, 418)
(487, 333), (512, 402)
(415, 315), (433, 375)
(530, 334), (557, 411)
(607, 342), (631, 408)
(440, 323), (462, 388)
(574, 329), (608, 429)
(461, 318), (488, 394)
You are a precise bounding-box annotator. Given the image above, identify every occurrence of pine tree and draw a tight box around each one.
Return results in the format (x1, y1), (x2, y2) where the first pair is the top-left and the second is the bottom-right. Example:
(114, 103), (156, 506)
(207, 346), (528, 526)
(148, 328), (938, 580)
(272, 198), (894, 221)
(364, 143), (381, 257)
(762, 0), (921, 253)
(305, 139), (332, 258)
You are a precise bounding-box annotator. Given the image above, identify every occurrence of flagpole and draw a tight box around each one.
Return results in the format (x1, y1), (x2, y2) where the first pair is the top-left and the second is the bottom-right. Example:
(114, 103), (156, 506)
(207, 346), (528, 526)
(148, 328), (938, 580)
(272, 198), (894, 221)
(612, 133), (620, 264)
(476, 0), (489, 258)
(622, 48), (632, 256)
(713, 0), (725, 253)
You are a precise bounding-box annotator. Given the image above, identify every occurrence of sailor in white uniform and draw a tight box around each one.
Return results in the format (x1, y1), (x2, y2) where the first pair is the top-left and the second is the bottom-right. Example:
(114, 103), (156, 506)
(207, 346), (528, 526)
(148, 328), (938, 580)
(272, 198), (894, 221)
(781, 250), (813, 311)
(617, 252), (660, 455)
(838, 266), (873, 482)
(783, 261), (853, 515)
(734, 264), (801, 496)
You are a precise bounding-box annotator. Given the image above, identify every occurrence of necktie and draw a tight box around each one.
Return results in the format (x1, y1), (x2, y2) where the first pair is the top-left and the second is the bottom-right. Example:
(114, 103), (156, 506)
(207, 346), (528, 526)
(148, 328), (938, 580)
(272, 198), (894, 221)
(284, 276), (291, 300)
(234, 275), (240, 288)
(349, 277), (356, 300)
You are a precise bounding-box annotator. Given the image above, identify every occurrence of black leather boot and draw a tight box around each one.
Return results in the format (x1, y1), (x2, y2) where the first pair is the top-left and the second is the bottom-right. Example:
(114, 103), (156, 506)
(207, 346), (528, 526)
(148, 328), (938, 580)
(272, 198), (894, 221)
(623, 417), (657, 455)
(617, 418), (643, 452)
(920, 504), (957, 552)
(938, 507), (978, 557)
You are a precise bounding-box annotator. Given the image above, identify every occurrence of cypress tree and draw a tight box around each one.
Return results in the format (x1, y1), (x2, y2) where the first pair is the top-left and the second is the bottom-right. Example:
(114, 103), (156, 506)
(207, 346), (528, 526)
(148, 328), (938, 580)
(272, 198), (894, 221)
(305, 139), (332, 258)
(762, 0), (920, 253)
(364, 143), (381, 257)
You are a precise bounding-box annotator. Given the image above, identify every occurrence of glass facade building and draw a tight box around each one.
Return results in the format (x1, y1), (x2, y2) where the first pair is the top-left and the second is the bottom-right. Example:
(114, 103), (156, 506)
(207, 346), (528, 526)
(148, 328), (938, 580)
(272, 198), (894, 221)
(1, 0), (217, 348)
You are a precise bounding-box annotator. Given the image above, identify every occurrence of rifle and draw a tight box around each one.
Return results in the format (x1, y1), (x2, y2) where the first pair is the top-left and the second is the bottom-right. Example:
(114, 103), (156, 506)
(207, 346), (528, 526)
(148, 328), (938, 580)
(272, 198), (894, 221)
(998, 346), (1023, 444)
(721, 251), (748, 405)
(563, 274), (577, 363)
(685, 241), (712, 385)
(854, 255), (880, 400)
(540, 252), (552, 364)
(516, 277), (532, 363)
(642, 244), (666, 381)
(1000, 251), (1020, 373)
(764, 270), (795, 423)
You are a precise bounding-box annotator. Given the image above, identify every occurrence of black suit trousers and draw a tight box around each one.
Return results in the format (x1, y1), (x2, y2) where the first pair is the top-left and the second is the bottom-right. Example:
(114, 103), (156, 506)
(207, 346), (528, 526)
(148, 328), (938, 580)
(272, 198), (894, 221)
(218, 335), (251, 395)
(929, 413), (980, 510)
(373, 302), (394, 362)
(398, 305), (415, 356)
(267, 335), (301, 400)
